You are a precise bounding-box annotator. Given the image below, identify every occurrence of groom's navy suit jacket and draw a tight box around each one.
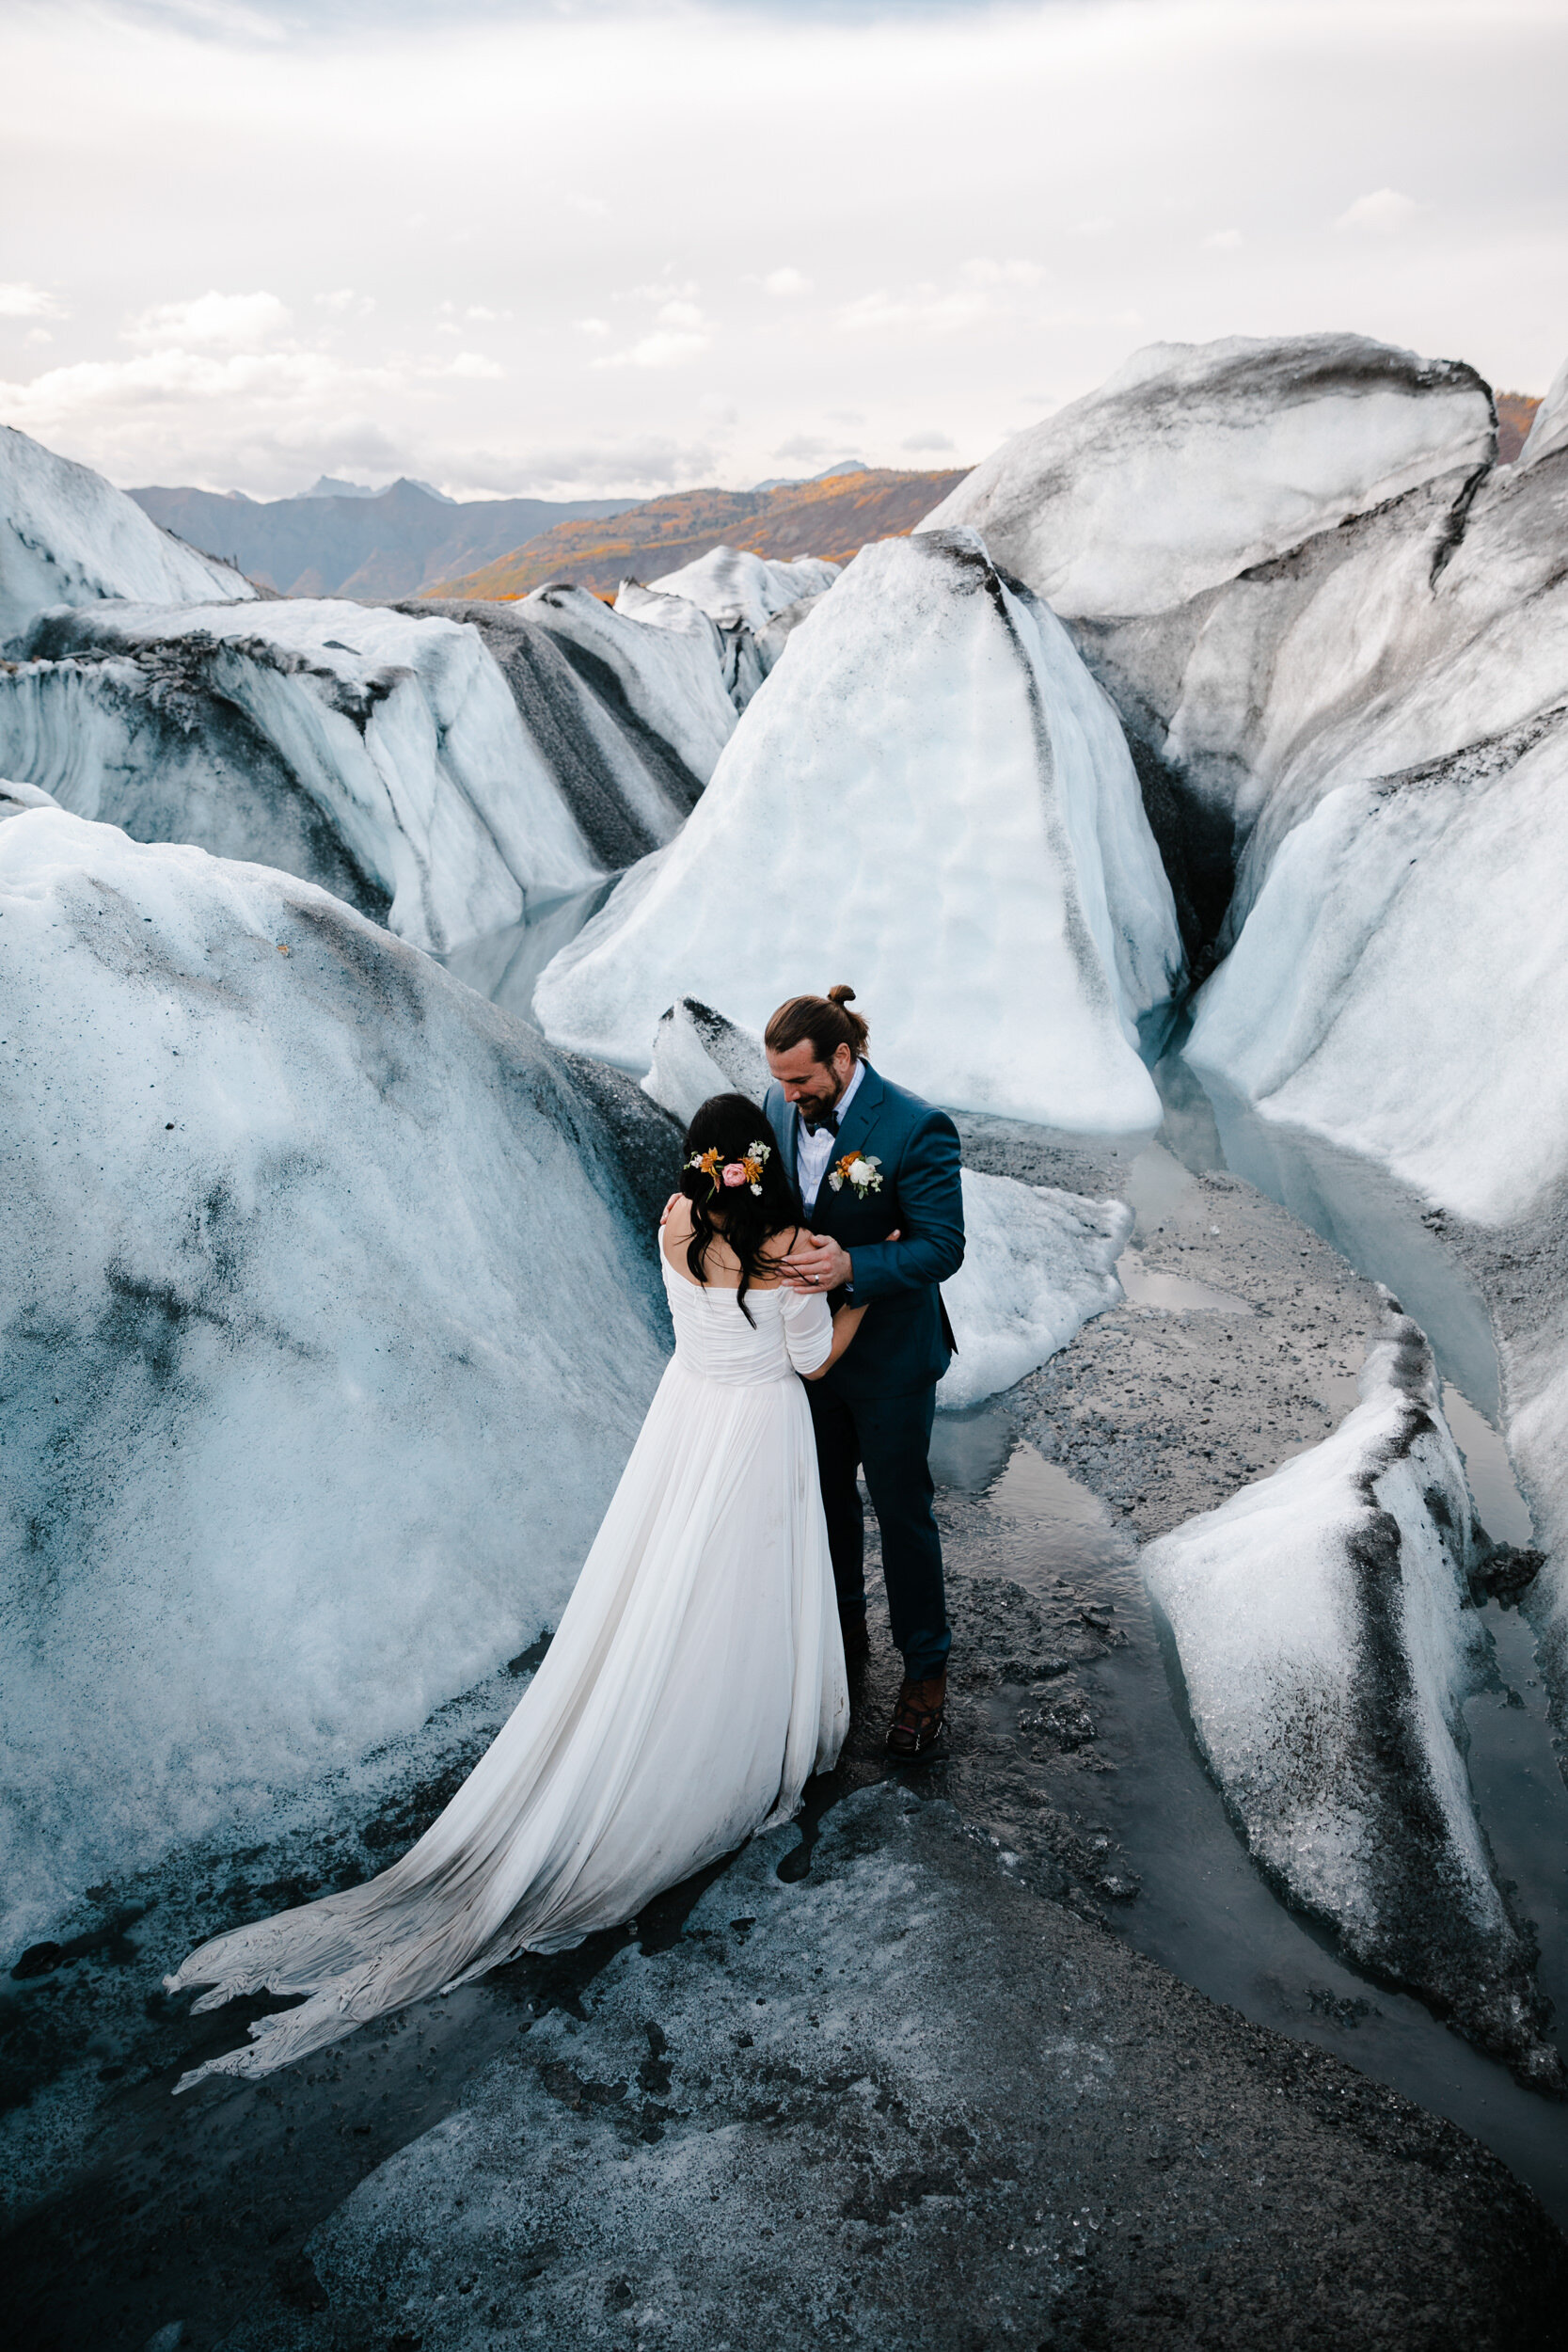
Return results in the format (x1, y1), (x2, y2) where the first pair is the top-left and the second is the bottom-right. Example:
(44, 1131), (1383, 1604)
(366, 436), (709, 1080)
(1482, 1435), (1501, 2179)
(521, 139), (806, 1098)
(763, 1061), (965, 1402)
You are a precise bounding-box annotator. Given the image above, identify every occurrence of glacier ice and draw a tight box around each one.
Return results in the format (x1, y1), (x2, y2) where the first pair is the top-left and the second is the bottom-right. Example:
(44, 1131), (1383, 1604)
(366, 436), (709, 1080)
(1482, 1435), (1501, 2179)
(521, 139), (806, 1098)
(1518, 353), (1568, 471)
(6, 596), (609, 954)
(1143, 1311), (1560, 2087)
(1, 774), (60, 822)
(422, 582), (736, 855)
(643, 545), (840, 635)
(1, 425), (254, 650)
(0, 806), (672, 1943)
(921, 335), (1494, 621)
(536, 531), (1184, 1136)
(621, 549), (841, 716)
(641, 996), (1129, 1408)
(641, 993), (774, 1125)
(1179, 411), (1568, 1226)
(754, 589), (829, 676)
(938, 1171), (1129, 1409)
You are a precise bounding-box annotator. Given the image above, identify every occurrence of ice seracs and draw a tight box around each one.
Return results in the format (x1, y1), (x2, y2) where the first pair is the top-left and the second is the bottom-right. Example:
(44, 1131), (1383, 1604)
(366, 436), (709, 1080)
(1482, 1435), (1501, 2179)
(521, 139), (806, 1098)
(1143, 1311), (1560, 2088)
(1, 425), (254, 650)
(642, 545), (840, 635)
(7, 596), (609, 954)
(420, 583), (735, 865)
(921, 335), (1495, 620)
(0, 806), (672, 1944)
(538, 532), (1184, 1137)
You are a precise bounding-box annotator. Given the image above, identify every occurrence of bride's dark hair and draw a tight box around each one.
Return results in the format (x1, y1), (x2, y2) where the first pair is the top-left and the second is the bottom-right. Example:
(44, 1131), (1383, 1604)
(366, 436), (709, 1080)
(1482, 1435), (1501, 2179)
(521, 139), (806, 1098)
(679, 1092), (801, 1326)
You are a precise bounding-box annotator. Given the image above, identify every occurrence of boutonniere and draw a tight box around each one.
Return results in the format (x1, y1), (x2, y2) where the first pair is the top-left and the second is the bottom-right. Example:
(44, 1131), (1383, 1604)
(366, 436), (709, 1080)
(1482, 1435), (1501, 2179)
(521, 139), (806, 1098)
(829, 1150), (882, 1198)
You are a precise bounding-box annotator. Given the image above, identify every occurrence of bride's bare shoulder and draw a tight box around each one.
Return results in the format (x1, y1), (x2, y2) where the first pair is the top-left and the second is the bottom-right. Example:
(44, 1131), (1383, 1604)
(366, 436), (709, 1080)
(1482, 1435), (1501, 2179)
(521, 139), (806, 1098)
(659, 1195), (695, 1260)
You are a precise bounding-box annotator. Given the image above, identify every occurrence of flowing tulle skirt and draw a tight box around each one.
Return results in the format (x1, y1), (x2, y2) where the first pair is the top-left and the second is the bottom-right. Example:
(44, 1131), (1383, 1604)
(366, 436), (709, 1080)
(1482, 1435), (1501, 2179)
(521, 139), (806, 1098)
(166, 1357), (847, 2086)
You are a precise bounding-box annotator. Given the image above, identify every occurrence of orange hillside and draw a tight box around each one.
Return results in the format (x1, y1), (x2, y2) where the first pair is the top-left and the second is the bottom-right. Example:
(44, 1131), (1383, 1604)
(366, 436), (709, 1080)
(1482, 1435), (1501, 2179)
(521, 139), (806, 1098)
(1495, 391), (1543, 465)
(423, 467), (969, 600)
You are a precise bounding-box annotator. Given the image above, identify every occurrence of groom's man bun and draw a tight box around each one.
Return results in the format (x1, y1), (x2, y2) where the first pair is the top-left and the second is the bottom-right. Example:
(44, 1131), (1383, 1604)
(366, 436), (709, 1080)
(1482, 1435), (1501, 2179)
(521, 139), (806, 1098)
(766, 986), (869, 1065)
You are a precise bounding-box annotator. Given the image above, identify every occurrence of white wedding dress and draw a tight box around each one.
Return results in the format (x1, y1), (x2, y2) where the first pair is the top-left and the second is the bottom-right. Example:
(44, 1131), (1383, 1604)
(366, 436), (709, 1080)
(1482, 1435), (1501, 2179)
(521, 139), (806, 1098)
(166, 1248), (848, 2088)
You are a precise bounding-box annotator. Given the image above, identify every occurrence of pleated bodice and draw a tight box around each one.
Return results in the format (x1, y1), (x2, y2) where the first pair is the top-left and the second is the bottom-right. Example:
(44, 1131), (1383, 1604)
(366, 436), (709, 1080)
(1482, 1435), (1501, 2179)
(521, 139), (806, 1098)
(661, 1255), (832, 1386)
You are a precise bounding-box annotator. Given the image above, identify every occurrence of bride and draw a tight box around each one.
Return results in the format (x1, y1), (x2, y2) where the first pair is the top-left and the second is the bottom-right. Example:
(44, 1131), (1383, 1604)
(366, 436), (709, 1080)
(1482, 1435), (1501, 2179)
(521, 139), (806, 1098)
(166, 1093), (865, 2088)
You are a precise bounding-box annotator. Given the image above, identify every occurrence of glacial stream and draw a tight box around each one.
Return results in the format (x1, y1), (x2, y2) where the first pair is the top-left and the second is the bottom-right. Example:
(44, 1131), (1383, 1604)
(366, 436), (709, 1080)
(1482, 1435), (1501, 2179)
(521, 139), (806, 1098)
(927, 1052), (1568, 2229)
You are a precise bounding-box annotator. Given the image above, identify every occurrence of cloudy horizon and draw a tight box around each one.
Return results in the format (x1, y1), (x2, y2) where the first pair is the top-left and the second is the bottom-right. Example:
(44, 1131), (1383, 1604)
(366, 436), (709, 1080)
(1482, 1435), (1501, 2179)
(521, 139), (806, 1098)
(3, 0), (1564, 503)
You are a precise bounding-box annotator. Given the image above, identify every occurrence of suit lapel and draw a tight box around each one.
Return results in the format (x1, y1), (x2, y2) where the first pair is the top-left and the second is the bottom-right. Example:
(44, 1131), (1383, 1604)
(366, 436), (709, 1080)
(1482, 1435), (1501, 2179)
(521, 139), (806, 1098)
(814, 1064), (885, 1230)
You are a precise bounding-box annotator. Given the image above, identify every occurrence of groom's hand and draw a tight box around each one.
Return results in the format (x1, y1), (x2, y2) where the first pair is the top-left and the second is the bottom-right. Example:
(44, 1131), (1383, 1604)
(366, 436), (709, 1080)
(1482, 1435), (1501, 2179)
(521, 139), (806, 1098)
(778, 1232), (852, 1294)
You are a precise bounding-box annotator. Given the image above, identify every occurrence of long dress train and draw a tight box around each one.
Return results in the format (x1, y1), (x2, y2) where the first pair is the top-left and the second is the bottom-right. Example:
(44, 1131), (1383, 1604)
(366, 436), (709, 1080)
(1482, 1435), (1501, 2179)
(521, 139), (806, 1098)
(166, 1254), (848, 2087)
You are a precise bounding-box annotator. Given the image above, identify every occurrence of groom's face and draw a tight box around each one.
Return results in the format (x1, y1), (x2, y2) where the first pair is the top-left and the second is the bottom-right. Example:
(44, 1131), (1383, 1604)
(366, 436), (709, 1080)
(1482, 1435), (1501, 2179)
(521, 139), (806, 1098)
(768, 1039), (856, 1114)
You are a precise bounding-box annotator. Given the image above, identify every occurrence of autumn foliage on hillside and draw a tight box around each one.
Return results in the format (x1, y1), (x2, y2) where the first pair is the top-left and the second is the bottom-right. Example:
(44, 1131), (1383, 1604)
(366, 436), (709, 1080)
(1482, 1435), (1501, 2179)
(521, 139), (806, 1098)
(424, 467), (969, 600)
(1496, 391), (1542, 465)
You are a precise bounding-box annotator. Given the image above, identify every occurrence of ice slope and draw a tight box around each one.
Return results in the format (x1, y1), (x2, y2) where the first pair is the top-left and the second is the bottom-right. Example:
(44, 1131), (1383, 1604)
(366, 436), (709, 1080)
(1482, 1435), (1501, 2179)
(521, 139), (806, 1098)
(536, 532), (1184, 1136)
(615, 575), (768, 714)
(0, 807), (671, 1941)
(641, 996), (1129, 1407)
(1143, 1313), (1560, 2087)
(1, 425), (254, 650)
(421, 584), (734, 860)
(7, 598), (607, 954)
(920, 335), (1494, 621)
(940, 1170), (1128, 1408)
(1518, 354), (1568, 470)
(643, 545), (840, 635)
(0, 775), (60, 822)
(1183, 443), (1568, 1227)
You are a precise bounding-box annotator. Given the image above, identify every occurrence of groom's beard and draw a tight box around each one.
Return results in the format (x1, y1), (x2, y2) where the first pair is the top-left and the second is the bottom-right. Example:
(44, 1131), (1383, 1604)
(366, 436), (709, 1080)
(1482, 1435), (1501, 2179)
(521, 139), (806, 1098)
(798, 1077), (846, 1130)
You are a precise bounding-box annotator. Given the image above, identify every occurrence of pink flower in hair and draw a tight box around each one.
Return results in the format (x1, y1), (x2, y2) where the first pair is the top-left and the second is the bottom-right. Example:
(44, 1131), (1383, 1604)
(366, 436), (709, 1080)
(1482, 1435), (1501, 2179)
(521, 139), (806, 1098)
(721, 1161), (749, 1188)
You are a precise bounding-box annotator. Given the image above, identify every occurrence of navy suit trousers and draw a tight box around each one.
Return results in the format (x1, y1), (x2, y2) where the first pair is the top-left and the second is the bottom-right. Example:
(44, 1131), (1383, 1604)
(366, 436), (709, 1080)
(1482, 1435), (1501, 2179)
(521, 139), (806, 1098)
(807, 1381), (950, 1680)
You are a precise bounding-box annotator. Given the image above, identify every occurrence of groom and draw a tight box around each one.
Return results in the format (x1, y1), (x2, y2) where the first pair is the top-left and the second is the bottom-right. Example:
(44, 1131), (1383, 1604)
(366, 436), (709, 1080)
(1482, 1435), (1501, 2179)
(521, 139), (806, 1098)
(763, 988), (964, 1759)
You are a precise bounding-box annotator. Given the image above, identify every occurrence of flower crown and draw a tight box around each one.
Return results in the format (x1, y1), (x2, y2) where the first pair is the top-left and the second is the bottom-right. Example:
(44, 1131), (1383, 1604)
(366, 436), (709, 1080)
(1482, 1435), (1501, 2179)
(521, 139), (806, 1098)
(686, 1138), (772, 1198)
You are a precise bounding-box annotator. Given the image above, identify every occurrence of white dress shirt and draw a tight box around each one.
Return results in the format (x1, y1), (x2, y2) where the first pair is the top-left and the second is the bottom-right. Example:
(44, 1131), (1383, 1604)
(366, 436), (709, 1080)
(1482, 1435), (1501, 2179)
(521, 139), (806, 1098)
(796, 1057), (864, 1213)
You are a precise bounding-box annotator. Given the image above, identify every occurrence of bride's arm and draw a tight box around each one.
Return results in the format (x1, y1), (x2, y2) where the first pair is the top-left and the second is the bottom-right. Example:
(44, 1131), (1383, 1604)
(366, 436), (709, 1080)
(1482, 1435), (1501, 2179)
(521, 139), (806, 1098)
(799, 1301), (867, 1382)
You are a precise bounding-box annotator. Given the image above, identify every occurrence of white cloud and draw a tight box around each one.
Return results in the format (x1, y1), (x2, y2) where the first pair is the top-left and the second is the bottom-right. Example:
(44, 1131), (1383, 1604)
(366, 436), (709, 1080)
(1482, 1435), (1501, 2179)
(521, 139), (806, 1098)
(128, 291), (293, 348)
(0, 281), (68, 320)
(465, 304), (509, 323)
(963, 257), (1049, 288)
(1203, 228), (1243, 250)
(596, 328), (711, 370)
(439, 351), (505, 380)
(1, 0), (1560, 499)
(25, 327), (55, 348)
(900, 429), (957, 453)
(626, 278), (699, 304)
(1334, 187), (1421, 234)
(594, 295), (713, 370)
(838, 285), (991, 337)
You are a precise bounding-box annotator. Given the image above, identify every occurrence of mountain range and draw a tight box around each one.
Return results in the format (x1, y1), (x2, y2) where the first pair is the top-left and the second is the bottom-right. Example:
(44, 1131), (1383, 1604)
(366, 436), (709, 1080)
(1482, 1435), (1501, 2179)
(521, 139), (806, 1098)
(127, 478), (635, 599)
(424, 467), (970, 599)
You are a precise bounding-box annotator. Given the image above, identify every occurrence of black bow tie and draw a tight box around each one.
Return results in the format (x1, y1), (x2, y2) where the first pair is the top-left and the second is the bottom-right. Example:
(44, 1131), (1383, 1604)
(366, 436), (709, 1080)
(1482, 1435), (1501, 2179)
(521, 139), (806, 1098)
(801, 1109), (839, 1137)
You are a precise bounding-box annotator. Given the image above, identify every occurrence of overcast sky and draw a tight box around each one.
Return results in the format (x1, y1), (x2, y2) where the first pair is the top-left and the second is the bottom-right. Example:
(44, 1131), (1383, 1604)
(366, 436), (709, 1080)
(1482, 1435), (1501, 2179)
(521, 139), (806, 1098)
(3, 0), (1564, 501)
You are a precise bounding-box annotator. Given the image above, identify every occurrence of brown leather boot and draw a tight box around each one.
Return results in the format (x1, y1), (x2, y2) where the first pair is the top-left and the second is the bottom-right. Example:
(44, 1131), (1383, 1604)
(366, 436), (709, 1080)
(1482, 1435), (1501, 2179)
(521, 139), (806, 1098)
(886, 1669), (947, 1759)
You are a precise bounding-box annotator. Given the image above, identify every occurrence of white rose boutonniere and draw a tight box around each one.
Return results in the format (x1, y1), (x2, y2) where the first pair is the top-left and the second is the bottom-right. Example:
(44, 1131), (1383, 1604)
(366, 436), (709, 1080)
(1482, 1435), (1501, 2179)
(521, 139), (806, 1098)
(829, 1150), (883, 1198)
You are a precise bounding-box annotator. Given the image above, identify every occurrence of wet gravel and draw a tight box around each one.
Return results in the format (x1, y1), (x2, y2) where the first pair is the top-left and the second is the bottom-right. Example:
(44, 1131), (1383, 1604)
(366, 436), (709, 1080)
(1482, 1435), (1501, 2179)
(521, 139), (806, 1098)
(5, 1146), (1566, 2349)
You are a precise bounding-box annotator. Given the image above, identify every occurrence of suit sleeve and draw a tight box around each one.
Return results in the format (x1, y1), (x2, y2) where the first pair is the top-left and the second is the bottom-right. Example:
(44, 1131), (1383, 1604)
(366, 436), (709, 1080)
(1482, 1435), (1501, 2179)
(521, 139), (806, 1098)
(847, 1109), (965, 1300)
